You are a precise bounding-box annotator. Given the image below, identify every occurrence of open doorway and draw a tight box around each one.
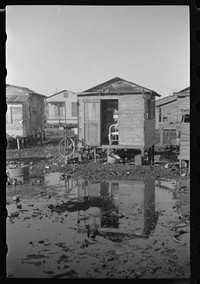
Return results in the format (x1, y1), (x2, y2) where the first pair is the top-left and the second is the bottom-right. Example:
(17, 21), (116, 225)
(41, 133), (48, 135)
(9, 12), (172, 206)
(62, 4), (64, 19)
(101, 99), (118, 145)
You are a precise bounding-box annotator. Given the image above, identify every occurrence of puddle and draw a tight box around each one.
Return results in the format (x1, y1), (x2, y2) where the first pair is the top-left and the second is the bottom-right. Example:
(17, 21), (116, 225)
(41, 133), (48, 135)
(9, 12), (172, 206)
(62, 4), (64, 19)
(7, 174), (190, 278)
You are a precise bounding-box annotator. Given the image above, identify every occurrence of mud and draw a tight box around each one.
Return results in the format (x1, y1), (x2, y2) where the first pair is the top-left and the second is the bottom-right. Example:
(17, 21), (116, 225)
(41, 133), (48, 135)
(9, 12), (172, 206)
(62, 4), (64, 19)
(6, 144), (190, 279)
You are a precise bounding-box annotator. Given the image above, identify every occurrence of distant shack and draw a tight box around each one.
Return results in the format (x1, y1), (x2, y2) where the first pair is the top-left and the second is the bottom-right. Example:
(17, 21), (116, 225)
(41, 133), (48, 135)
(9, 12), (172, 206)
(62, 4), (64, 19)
(6, 84), (46, 145)
(173, 87), (190, 170)
(77, 77), (160, 165)
(155, 95), (177, 130)
(45, 89), (78, 131)
(155, 95), (178, 145)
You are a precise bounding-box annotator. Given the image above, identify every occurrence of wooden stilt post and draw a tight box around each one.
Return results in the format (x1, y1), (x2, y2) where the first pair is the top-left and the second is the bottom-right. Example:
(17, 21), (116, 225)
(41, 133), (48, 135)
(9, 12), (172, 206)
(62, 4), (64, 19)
(179, 159), (182, 176)
(135, 148), (144, 166)
(78, 142), (82, 163)
(151, 145), (154, 165)
(188, 160), (190, 176)
(160, 126), (163, 146)
(17, 138), (21, 166)
(148, 147), (151, 164)
(107, 148), (110, 162)
(65, 134), (69, 165)
(94, 147), (97, 163)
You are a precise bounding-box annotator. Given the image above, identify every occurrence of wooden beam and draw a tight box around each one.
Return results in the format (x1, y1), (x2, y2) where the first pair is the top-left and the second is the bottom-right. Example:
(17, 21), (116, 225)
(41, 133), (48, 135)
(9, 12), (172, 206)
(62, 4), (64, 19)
(101, 144), (144, 149)
(17, 138), (21, 166)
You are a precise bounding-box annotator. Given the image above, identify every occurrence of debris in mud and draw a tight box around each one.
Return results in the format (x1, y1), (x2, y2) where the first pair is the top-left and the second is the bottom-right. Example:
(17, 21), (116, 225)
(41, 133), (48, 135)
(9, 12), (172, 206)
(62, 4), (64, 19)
(53, 269), (78, 278)
(13, 195), (20, 202)
(6, 204), (19, 218)
(148, 266), (162, 274)
(57, 254), (69, 264)
(43, 270), (54, 274)
(6, 155), (190, 279)
(23, 253), (46, 260)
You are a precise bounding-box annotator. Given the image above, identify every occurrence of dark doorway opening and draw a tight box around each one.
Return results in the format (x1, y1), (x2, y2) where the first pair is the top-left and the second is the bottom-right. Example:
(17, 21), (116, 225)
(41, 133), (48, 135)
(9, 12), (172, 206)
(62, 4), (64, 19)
(101, 100), (118, 145)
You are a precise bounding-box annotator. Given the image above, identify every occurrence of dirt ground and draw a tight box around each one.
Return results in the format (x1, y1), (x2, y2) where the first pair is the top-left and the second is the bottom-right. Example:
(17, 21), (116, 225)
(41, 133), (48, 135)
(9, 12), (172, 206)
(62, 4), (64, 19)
(6, 139), (190, 279)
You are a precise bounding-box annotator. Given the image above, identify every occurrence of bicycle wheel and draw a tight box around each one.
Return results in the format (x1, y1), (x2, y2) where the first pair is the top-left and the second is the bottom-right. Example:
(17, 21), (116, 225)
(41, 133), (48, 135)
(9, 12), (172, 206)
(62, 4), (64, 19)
(58, 137), (75, 158)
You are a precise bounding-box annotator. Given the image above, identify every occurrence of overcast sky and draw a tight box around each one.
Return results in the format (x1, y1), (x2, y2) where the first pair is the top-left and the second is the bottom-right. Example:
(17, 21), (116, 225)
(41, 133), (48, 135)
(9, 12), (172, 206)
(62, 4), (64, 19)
(6, 5), (189, 97)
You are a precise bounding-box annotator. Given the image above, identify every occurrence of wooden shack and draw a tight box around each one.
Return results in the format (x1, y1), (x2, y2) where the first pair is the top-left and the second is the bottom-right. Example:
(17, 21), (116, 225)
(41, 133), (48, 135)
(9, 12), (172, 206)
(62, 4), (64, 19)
(45, 90), (78, 130)
(155, 95), (177, 130)
(173, 87), (190, 170)
(77, 77), (160, 164)
(155, 95), (178, 145)
(6, 84), (46, 144)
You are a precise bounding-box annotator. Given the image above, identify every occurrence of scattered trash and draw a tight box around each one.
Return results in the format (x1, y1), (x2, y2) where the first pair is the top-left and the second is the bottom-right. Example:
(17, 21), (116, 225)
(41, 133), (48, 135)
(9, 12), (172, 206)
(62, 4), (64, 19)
(148, 266), (162, 274)
(172, 236), (186, 245)
(13, 195), (20, 202)
(164, 163), (173, 169)
(59, 173), (66, 180)
(107, 153), (121, 164)
(6, 204), (19, 218)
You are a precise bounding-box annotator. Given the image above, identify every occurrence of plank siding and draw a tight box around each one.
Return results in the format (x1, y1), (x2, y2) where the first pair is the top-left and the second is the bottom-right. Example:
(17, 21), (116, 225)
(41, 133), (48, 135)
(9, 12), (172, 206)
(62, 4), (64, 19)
(84, 101), (100, 146)
(179, 124), (190, 160)
(155, 100), (177, 130)
(177, 97), (189, 123)
(6, 104), (23, 137)
(77, 78), (159, 150)
(119, 95), (144, 146)
(22, 100), (28, 137)
(6, 85), (45, 139)
(78, 97), (101, 145)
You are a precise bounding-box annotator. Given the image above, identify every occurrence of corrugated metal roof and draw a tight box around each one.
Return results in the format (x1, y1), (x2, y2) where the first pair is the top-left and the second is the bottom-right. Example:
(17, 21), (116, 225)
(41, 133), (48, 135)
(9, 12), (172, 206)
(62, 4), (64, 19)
(173, 87), (190, 97)
(178, 87), (190, 93)
(78, 77), (161, 97)
(156, 95), (177, 107)
(6, 84), (46, 103)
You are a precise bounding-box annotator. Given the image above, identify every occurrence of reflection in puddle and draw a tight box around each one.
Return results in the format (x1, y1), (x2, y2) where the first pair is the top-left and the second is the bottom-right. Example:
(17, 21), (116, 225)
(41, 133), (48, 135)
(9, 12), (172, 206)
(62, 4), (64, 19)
(48, 178), (159, 240)
(7, 174), (190, 278)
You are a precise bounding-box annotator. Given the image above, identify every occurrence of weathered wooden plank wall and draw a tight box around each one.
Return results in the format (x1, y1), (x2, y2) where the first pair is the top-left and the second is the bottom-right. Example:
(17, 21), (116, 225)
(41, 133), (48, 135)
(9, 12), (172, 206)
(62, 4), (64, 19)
(78, 93), (156, 150)
(119, 95), (144, 146)
(179, 123), (190, 160)
(156, 100), (177, 129)
(6, 104), (23, 137)
(177, 97), (189, 123)
(78, 97), (101, 146)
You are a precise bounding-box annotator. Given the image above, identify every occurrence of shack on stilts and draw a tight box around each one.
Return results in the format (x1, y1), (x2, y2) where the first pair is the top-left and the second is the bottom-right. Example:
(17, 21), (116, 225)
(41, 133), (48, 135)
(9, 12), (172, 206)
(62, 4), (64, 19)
(77, 77), (160, 165)
(6, 84), (46, 147)
(173, 87), (190, 173)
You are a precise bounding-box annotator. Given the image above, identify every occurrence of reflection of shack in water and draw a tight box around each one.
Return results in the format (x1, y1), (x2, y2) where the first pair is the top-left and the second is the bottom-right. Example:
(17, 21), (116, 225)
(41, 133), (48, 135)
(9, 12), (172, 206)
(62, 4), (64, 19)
(70, 178), (159, 240)
(173, 179), (190, 218)
(108, 179), (159, 239)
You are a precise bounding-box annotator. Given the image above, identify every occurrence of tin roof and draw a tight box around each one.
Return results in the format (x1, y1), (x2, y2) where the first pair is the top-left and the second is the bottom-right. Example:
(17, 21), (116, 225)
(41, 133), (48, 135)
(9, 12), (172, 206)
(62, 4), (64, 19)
(155, 95), (177, 107)
(173, 87), (190, 97)
(78, 77), (161, 97)
(6, 84), (46, 103)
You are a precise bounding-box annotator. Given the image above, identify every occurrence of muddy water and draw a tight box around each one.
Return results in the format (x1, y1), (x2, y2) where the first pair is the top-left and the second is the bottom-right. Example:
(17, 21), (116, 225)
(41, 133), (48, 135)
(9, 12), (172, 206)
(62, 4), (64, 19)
(6, 173), (190, 279)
